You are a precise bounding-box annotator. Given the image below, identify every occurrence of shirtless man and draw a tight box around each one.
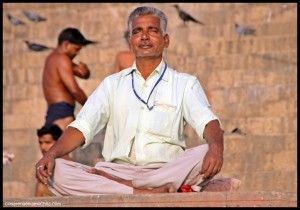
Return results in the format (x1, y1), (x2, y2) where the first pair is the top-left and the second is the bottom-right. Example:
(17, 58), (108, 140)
(43, 27), (95, 130)
(114, 30), (135, 72)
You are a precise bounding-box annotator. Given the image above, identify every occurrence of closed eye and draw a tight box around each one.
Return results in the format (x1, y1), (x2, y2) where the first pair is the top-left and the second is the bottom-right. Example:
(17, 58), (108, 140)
(132, 28), (142, 35)
(149, 27), (158, 32)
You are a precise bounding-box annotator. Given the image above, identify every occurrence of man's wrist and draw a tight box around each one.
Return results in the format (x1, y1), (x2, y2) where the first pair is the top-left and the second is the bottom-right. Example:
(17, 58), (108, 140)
(45, 150), (57, 160)
(208, 142), (224, 155)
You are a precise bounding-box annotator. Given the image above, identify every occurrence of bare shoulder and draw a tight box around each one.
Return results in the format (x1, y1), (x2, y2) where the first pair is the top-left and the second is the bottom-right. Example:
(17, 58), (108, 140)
(47, 51), (71, 67)
(57, 55), (74, 77)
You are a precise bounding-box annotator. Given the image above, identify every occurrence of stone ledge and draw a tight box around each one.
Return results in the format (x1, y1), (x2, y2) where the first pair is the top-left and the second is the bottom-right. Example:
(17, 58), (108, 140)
(3, 191), (297, 207)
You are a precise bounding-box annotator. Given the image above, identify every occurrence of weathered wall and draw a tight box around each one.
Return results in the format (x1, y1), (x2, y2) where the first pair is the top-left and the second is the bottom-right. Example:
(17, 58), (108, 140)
(3, 3), (297, 198)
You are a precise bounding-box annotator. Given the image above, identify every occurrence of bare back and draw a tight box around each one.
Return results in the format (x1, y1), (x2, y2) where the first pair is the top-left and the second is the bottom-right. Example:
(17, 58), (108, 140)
(43, 50), (76, 106)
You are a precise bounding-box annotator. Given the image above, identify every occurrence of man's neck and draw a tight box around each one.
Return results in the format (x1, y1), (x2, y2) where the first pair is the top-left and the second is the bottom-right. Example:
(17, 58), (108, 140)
(56, 46), (64, 54)
(55, 46), (73, 59)
(136, 57), (162, 80)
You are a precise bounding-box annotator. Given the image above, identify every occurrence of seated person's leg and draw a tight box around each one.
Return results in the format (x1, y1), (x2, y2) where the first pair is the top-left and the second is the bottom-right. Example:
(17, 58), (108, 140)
(132, 144), (209, 190)
(48, 158), (133, 196)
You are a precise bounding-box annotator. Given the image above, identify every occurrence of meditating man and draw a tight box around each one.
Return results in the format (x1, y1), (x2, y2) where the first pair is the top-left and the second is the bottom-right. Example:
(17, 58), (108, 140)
(36, 6), (240, 195)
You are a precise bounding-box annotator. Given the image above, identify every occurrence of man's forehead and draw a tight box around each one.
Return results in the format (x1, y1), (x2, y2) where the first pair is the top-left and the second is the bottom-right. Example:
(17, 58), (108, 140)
(132, 14), (160, 26)
(66, 41), (82, 48)
(39, 134), (54, 141)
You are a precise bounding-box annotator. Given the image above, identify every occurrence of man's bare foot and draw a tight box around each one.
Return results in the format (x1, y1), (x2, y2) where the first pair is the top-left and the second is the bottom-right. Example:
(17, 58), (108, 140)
(201, 178), (241, 192)
(134, 183), (176, 194)
(86, 168), (132, 187)
(87, 168), (176, 194)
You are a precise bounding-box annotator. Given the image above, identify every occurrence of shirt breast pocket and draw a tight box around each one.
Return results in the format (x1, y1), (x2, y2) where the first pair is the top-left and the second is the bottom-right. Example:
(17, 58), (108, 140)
(146, 103), (177, 138)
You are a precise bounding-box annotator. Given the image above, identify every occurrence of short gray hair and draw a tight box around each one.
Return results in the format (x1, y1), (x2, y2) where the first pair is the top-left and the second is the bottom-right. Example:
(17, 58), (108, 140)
(127, 6), (168, 36)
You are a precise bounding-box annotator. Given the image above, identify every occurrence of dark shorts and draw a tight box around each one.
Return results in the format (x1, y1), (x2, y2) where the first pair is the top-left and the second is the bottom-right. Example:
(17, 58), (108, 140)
(45, 102), (75, 126)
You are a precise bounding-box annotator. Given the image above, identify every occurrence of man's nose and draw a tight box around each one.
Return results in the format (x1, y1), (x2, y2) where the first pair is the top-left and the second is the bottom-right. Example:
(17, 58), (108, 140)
(141, 31), (150, 40)
(40, 144), (47, 151)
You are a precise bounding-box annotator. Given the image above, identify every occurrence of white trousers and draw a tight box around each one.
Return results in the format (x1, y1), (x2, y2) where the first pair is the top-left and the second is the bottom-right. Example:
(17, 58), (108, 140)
(48, 144), (209, 196)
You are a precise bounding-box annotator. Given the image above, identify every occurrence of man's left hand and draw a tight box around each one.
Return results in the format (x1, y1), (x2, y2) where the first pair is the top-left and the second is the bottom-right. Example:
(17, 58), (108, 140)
(200, 145), (223, 180)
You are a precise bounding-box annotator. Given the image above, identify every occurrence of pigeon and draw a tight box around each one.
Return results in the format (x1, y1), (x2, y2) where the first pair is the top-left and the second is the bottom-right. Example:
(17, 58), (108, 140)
(7, 14), (25, 26)
(234, 23), (256, 36)
(231, 127), (246, 135)
(23, 10), (46, 22)
(24, 40), (52, 52)
(173, 5), (204, 26)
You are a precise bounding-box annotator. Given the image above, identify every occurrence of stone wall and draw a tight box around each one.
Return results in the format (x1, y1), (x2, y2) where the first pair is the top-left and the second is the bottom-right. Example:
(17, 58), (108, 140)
(3, 3), (297, 198)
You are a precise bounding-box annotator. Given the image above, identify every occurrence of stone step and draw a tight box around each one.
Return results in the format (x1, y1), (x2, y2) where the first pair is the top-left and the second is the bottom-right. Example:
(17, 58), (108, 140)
(3, 191), (296, 207)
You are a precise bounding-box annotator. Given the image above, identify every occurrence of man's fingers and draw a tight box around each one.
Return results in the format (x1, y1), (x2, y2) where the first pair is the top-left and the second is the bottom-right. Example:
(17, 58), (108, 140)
(206, 160), (223, 179)
(200, 156), (210, 174)
(210, 164), (220, 178)
(36, 166), (49, 185)
(203, 162), (214, 179)
(37, 165), (46, 177)
(213, 159), (223, 175)
(47, 161), (55, 176)
(201, 158), (222, 178)
(217, 160), (223, 174)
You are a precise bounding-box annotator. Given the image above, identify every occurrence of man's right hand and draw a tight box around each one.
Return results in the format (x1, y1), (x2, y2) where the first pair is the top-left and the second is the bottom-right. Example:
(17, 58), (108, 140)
(35, 127), (86, 185)
(35, 154), (56, 185)
(73, 61), (90, 79)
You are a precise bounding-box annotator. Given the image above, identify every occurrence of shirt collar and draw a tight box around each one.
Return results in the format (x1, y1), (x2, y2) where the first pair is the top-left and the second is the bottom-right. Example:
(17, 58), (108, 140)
(123, 59), (169, 82)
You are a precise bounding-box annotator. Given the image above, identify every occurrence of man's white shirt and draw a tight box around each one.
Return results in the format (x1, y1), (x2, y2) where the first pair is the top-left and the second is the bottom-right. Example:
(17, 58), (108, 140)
(69, 59), (219, 166)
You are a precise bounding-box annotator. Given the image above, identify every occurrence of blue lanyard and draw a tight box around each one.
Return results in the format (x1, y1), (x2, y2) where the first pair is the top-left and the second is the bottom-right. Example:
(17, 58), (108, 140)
(131, 64), (167, 111)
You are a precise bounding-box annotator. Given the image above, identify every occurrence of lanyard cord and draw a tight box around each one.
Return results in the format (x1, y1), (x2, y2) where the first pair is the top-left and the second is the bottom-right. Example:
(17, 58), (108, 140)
(131, 64), (167, 111)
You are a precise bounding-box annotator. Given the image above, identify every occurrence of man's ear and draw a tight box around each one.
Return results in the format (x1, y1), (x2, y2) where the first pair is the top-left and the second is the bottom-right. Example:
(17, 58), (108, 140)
(164, 34), (170, 48)
(128, 39), (134, 52)
(62, 40), (69, 49)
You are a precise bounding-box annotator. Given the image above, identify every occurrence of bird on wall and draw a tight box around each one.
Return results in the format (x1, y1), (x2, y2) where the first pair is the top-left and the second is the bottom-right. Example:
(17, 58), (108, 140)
(7, 14), (25, 26)
(173, 5), (205, 26)
(231, 127), (246, 136)
(234, 23), (256, 36)
(24, 40), (52, 52)
(23, 10), (47, 22)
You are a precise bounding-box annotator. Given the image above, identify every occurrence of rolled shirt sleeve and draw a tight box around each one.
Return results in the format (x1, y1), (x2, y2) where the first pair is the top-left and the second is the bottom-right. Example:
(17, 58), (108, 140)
(68, 78), (111, 149)
(183, 76), (221, 140)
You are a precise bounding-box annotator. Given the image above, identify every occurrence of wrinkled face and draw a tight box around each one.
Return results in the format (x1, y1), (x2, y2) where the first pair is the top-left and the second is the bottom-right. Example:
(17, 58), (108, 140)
(65, 42), (82, 59)
(38, 134), (56, 155)
(129, 15), (169, 59)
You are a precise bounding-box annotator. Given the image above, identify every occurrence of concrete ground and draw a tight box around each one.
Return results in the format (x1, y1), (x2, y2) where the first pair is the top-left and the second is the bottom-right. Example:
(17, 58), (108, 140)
(3, 191), (297, 207)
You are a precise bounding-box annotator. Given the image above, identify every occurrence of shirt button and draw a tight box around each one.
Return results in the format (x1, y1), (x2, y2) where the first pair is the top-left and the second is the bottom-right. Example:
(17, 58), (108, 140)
(141, 106), (144, 110)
